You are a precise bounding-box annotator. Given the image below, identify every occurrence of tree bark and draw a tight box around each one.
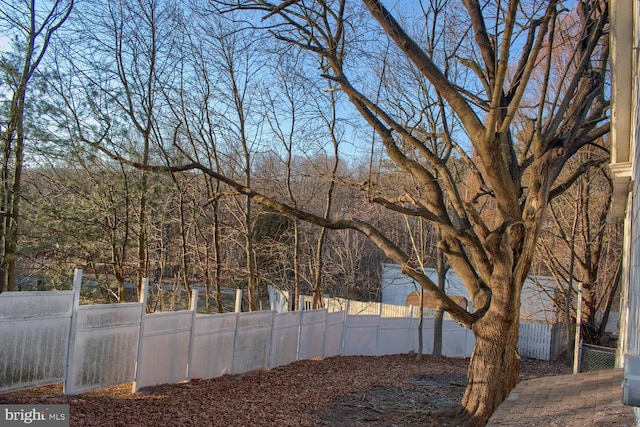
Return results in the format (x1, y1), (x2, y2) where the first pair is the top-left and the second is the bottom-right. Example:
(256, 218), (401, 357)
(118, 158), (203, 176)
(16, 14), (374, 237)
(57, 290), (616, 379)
(461, 309), (521, 426)
(2, 38), (31, 292)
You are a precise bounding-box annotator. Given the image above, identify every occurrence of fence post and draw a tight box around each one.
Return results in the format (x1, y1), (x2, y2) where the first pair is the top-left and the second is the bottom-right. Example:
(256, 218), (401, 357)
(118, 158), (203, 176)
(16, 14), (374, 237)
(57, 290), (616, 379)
(376, 301), (383, 355)
(132, 278), (149, 392)
(267, 311), (275, 368)
(573, 282), (583, 374)
(63, 269), (83, 395)
(547, 323), (554, 360)
(268, 310), (278, 369)
(340, 300), (350, 355)
(320, 307), (328, 359)
(321, 308), (327, 359)
(186, 289), (198, 381)
(408, 305), (415, 352)
(296, 308), (303, 362)
(231, 310), (241, 374)
(234, 289), (242, 312)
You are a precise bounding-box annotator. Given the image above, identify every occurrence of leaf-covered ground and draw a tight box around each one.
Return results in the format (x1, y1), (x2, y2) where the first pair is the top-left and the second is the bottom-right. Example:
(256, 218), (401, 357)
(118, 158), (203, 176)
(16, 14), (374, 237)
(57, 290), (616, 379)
(0, 353), (571, 426)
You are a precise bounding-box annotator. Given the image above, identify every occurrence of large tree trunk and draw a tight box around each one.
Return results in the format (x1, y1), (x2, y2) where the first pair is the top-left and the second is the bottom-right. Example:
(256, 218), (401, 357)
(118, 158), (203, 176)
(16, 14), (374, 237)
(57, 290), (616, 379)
(460, 235), (524, 426)
(461, 308), (521, 426)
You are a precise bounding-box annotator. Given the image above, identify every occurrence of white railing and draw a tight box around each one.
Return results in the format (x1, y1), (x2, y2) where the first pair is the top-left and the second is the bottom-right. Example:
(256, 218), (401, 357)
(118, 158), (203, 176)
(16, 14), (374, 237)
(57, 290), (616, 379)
(0, 269), (564, 395)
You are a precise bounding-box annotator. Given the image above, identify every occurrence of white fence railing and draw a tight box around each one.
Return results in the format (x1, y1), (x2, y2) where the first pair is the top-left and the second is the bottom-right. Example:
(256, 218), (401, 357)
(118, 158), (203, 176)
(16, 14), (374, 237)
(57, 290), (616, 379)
(517, 320), (567, 361)
(0, 270), (565, 395)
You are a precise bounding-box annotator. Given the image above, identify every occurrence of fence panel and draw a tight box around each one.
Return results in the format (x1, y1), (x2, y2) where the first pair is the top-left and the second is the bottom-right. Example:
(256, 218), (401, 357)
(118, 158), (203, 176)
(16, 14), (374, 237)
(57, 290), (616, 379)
(550, 322), (567, 360)
(342, 315), (379, 356)
(580, 343), (616, 372)
(462, 326), (476, 356)
(324, 311), (345, 357)
(348, 301), (380, 315)
(2, 280), (570, 394)
(270, 311), (302, 368)
(518, 321), (552, 360)
(415, 319), (474, 357)
(325, 297), (347, 313)
(233, 311), (273, 374)
(190, 312), (237, 379)
(377, 317), (412, 355)
(442, 320), (475, 357)
(0, 291), (74, 392)
(411, 316), (435, 355)
(298, 310), (327, 360)
(136, 310), (193, 389)
(65, 303), (142, 394)
(380, 304), (413, 318)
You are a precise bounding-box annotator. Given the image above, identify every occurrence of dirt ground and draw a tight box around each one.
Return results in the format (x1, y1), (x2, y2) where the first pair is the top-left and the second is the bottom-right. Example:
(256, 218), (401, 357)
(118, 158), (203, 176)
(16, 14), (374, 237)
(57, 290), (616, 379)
(0, 353), (571, 426)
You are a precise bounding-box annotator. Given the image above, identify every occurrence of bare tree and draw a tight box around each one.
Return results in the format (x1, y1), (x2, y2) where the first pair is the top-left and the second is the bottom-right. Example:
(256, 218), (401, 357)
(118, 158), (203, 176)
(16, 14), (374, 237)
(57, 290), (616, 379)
(538, 150), (621, 348)
(51, 0), (609, 423)
(164, 17), (229, 312)
(261, 54), (307, 310)
(195, 1), (608, 423)
(307, 88), (342, 308)
(205, 16), (266, 311)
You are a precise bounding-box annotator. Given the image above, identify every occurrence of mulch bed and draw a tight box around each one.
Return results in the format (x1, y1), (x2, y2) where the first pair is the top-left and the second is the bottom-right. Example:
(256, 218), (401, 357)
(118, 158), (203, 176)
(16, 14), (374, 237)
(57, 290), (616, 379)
(0, 353), (571, 426)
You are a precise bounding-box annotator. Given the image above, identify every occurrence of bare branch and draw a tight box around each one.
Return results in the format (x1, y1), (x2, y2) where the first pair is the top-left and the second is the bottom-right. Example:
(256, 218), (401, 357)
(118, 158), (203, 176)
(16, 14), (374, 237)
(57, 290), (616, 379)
(549, 158), (607, 201)
(361, 0), (485, 141)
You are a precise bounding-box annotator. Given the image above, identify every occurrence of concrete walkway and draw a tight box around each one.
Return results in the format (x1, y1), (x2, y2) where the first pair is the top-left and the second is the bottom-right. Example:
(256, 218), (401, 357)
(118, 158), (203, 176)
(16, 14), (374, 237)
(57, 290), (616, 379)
(488, 369), (638, 426)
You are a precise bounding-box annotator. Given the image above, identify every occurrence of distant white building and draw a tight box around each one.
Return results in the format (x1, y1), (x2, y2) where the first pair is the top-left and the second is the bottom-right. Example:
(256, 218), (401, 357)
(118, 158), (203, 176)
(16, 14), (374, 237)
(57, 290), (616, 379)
(381, 263), (558, 322)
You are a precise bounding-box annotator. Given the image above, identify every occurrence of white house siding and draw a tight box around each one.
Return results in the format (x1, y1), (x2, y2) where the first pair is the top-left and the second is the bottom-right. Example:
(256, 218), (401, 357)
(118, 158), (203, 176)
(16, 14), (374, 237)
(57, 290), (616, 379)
(625, 32), (640, 363)
(620, 91), (640, 364)
(628, 3), (640, 360)
(628, 63), (640, 420)
(611, 0), (640, 420)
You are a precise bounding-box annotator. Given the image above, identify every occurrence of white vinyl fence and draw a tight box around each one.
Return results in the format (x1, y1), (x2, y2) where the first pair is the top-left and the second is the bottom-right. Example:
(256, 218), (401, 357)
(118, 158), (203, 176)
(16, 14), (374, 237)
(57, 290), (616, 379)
(518, 320), (567, 361)
(66, 300), (142, 393)
(0, 289), (74, 391)
(1, 269), (564, 395)
(304, 295), (566, 361)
